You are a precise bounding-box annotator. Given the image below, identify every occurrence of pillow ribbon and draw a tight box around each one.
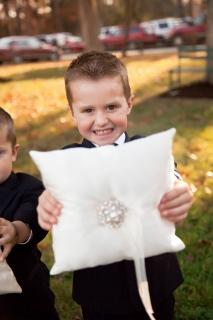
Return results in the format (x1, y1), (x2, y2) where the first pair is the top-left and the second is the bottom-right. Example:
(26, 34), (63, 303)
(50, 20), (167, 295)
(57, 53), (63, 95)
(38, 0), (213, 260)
(135, 259), (155, 320)
(131, 212), (155, 320)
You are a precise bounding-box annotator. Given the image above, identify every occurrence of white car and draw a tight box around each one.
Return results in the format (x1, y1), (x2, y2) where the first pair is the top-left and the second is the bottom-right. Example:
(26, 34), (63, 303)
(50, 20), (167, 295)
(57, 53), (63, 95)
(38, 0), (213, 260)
(141, 18), (183, 44)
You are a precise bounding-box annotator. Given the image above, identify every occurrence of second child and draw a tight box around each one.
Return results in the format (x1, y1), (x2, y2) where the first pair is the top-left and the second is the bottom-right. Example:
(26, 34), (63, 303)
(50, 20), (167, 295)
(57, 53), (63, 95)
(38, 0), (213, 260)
(0, 107), (60, 320)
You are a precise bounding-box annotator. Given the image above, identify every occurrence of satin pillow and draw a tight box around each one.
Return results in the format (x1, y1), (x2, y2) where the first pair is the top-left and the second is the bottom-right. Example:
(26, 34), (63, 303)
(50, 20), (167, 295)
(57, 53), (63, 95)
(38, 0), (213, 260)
(30, 128), (184, 275)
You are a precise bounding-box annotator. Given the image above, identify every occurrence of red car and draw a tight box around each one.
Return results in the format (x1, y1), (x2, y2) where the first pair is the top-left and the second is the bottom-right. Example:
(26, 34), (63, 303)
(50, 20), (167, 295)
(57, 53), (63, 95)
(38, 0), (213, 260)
(61, 35), (85, 54)
(99, 25), (158, 50)
(168, 15), (207, 46)
(0, 36), (62, 64)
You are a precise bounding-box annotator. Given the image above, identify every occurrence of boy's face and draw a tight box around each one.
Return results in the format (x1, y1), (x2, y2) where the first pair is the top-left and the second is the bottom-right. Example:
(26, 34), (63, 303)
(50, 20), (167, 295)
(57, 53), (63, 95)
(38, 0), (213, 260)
(70, 76), (133, 146)
(0, 127), (19, 184)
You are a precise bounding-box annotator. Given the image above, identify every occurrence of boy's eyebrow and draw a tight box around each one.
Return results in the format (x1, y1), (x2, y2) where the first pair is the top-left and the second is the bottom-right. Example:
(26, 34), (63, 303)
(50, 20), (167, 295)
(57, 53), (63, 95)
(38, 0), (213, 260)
(76, 100), (121, 110)
(78, 104), (93, 110)
(105, 101), (121, 106)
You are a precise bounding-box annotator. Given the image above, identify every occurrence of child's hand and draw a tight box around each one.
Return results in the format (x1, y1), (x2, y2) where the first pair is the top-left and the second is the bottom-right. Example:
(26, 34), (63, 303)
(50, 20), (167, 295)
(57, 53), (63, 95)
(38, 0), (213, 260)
(0, 218), (17, 261)
(158, 180), (193, 223)
(37, 190), (62, 230)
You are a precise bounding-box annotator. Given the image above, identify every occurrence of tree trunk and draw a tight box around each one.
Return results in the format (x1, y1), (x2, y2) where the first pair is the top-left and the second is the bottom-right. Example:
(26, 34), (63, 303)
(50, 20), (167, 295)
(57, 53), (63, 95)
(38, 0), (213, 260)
(2, 0), (14, 35)
(207, 0), (213, 83)
(15, 1), (22, 35)
(51, 0), (63, 31)
(176, 0), (185, 18)
(122, 0), (133, 57)
(189, 0), (203, 17)
(78, 0), (103, 51)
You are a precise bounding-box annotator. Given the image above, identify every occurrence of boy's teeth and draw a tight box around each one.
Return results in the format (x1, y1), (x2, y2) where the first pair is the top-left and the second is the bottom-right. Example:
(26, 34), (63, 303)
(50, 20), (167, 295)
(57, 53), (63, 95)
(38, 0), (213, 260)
(95, 129), (111, 135)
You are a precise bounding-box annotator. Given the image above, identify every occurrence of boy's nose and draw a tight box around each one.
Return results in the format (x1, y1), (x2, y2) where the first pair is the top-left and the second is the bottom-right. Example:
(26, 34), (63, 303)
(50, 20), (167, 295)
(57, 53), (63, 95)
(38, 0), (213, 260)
(95, 112), (108, 126)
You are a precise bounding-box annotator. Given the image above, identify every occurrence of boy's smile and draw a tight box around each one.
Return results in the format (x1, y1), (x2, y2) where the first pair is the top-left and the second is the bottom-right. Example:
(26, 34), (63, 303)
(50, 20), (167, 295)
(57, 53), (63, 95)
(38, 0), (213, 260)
(70, 76), (133, 146)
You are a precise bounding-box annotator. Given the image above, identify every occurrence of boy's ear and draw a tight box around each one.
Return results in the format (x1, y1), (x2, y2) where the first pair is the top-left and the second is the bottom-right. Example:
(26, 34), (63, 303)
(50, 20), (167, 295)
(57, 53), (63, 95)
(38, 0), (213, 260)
(127, 95), (134, 114)
(12, 144), (19, 162)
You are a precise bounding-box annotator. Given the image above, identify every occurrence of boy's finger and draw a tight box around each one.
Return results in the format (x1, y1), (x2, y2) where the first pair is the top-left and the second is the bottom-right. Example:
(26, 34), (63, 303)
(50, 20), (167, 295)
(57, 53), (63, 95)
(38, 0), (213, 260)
(0, 245), (12, 260)
(38, 218), (53, 231)
(161, 203), (191, 219)
(161, 185), (193, 204)
(37, 208), (58, 230)
(39, 190), (61, 208)
(162, 212), (188, 223)
(37, 208), (57, 223)
(159, 192), (193, 211)
(37, 202), (61, 218)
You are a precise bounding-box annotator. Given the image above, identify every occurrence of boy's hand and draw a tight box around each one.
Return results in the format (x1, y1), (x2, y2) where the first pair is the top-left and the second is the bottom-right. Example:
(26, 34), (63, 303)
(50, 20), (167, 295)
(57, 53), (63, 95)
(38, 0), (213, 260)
(158, 180), (193, 223)
(0, 218), (17, 261)
(37, 190), (62, 230)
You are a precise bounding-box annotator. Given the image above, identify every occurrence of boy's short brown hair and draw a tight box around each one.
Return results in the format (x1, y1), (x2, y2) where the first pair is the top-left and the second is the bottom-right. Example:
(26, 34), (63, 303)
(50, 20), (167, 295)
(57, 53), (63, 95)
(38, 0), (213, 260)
(65, 51), (131, 106)
(0, 107), (16, 146)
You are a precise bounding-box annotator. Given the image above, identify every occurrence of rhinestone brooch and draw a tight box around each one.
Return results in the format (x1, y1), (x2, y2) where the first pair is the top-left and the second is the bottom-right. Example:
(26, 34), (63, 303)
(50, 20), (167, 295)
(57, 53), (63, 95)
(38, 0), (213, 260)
(97, 198), (127, 228)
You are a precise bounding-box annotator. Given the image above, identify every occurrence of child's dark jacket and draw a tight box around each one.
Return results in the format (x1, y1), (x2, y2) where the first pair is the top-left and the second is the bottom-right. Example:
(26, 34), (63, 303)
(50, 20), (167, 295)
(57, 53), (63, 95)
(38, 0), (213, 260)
(63, 133), (183, 315)
(0, 172), (59, 319)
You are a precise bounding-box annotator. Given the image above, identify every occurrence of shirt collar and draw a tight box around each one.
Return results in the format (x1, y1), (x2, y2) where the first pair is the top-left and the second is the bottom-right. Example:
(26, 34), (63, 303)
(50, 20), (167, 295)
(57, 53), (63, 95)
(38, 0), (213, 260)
(93, 133), (126, 147)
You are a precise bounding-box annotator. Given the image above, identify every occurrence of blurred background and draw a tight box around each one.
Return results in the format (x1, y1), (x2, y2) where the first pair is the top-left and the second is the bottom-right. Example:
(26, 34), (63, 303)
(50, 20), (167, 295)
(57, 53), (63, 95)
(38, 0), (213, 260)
(0, 0), (210, 61)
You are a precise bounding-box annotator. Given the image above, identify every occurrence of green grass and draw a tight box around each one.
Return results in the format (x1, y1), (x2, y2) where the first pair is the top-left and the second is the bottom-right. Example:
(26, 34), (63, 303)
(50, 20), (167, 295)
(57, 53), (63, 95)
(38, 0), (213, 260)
(0, 55), (212, 319)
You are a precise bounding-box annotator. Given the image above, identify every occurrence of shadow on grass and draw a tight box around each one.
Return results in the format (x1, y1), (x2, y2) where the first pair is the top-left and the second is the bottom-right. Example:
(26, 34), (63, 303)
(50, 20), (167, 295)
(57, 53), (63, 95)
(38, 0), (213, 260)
(130, 82), (213, 139)
(160, 81), (213, 99)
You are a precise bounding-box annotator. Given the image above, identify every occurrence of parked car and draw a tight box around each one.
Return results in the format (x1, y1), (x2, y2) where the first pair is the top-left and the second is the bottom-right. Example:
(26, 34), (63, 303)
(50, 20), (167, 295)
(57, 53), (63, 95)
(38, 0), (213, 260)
(168, 14), (207, 46)
(141, 17), (183, 45)
(0, 36), (62, 64)
(99, 24), (158, 50)
(37, 32), (85, 53)
(61, 35), (85, 53)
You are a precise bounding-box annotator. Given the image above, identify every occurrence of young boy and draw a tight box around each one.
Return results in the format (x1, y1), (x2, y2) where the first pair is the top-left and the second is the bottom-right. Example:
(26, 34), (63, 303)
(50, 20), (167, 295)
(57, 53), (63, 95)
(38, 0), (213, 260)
(37, 51), (193, 320)
(0, 107), (60, 320)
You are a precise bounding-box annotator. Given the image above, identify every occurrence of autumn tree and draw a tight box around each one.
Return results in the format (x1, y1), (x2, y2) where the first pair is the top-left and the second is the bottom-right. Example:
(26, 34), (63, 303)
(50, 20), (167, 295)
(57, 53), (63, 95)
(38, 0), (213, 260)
(78, 0), (103, 51)
(176, 0), (186, 17)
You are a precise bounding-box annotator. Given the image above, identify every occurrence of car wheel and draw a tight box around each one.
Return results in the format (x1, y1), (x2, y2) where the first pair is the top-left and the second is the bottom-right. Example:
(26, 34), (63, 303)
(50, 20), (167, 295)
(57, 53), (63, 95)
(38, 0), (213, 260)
(13, 56), (23, 64)
(173, 36), (184, 46)
(49, 53), (60, 61)
(127, 42), (137, 50)
(156, 36), (165, 47)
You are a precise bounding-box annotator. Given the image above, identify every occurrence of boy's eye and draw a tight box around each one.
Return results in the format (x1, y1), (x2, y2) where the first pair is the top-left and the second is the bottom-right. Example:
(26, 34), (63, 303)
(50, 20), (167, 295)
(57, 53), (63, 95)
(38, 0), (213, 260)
(83, 108), (93, 113)
(107, 104), (117, 111)
(0, 150), (6, 156)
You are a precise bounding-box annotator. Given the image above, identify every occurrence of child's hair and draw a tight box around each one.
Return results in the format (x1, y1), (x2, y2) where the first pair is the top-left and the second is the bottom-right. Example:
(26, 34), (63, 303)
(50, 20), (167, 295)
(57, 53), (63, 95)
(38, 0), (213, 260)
(65, 51), (131, 106)
(0, 107), (16, 146)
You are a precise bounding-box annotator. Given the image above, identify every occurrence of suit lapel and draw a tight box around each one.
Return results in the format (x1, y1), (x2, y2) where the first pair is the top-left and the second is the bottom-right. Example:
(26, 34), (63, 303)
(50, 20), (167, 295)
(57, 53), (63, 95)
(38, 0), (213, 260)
(124, 132), (130, 143)
(81, 132), (130, 148)
(81, 139), (96, 148)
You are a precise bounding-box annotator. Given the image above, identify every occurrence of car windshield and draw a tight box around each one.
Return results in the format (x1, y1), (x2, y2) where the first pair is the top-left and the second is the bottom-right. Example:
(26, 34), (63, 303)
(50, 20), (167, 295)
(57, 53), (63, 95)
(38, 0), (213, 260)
(0, 38), (13, 47)
(158, 22), (168, 29)
(193, 14), (206, 25)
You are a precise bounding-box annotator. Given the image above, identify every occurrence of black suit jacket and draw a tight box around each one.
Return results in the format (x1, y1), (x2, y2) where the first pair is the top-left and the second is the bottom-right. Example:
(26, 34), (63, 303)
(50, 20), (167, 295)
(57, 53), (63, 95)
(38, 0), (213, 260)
(0, 172), (59, 319)
(63, 134), (183, 315)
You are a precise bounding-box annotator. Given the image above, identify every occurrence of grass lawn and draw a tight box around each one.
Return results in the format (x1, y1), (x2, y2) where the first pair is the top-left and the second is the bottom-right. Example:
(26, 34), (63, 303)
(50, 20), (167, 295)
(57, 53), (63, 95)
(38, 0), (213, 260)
(0, 52), (212, 320)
